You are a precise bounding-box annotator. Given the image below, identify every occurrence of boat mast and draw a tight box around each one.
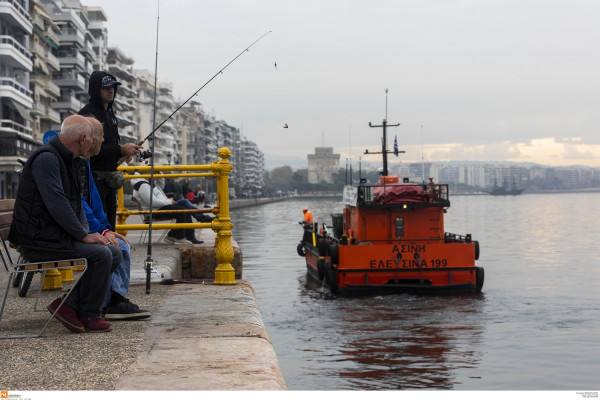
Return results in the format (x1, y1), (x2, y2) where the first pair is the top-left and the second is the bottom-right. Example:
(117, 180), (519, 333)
(368, 89), (401, 177)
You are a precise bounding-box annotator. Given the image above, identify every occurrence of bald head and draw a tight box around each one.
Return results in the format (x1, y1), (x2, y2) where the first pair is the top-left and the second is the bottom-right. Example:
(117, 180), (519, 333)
(85, 117), (104, 158)
(59, 115), (94, 158)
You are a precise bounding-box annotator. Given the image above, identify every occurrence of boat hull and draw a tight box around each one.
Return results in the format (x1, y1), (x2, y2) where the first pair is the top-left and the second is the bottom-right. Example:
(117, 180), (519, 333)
(301, 239), (483, 295)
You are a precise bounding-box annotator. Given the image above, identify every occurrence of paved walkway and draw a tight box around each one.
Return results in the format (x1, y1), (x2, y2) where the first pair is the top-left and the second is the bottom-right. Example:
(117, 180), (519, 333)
(0, 228), (286, 390)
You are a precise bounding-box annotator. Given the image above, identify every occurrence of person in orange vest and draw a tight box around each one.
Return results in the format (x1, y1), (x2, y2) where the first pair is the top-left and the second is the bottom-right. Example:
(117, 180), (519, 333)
(302, 207), (313, 227)
(301, 207), (314, 244)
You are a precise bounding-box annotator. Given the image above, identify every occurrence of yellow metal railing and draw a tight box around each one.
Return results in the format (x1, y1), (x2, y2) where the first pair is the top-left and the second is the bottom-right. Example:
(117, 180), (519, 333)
(115, 147), (236, 285)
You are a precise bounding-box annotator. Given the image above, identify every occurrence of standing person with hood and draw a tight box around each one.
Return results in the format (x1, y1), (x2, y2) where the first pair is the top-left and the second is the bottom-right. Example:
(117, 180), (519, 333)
(79, 71), (141, 231)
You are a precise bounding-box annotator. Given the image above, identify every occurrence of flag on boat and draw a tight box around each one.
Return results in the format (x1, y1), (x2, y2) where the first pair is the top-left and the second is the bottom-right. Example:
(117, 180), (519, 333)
(393, 135), (399, 157)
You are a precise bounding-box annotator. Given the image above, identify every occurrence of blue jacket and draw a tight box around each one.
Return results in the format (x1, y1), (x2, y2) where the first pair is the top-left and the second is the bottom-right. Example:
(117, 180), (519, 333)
(82, 161), (111, 234)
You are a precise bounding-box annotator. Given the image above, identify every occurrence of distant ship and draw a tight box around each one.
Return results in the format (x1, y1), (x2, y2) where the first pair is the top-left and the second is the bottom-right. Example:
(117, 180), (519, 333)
(488, 178), (524, 196)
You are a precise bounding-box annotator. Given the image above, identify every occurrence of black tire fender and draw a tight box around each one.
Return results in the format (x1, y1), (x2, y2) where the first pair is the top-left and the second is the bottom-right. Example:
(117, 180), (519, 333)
(297, 242), (305, 257)
(317, 238), (327, 257)
(324, 261), (337, 294)
(476, 267), (484, 293)
(316, 259), (325, 280)
(329, 244), (339, 265)
(474, 240), (480, 260)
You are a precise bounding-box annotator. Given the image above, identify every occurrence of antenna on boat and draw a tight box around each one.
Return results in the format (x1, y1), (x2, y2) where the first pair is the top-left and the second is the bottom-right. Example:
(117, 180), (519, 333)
(368, 89), (402, 176)
(348, 125), (352, 185)
(358, 156), (362, 184)
(345, 157), (349, 185)
(421, 124), (425, 184)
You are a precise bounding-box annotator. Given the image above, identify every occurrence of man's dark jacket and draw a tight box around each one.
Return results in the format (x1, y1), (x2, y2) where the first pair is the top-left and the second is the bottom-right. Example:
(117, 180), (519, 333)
(78, 71), (121, 172)
(9, 137), (83, 251)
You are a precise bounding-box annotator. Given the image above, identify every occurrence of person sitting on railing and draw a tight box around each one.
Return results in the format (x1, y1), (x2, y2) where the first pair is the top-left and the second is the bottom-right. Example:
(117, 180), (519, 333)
(151, 178), (214, 223)
(131, 175), (204, 245)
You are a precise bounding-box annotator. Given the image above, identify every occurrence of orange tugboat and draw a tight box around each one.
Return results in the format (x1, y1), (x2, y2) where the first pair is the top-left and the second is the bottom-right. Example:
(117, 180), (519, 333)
(297, 119), (483, 295)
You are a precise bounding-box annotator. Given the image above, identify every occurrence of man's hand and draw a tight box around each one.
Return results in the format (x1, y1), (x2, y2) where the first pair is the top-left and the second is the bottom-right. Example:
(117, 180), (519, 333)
(112, 231), (130, 244)
(82, 232), (109, 246)
(104, 231), (120, 247)
(120, 143), (141, 163)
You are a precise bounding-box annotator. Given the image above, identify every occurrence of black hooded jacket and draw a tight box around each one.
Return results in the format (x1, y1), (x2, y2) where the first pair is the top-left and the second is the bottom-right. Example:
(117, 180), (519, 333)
(78, 71), (122, 172)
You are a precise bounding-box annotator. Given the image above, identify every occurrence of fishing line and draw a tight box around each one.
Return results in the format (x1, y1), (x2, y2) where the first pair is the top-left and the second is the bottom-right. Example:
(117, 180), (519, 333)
(138, 30), (273, 147)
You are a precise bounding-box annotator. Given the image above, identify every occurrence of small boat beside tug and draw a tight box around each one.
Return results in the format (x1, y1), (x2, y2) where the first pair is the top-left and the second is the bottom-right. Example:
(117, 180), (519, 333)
(297, 119), (484, 295)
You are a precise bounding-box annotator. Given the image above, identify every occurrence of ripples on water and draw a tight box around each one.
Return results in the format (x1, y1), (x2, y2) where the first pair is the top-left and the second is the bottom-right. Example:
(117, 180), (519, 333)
(231, 194), (600, 390)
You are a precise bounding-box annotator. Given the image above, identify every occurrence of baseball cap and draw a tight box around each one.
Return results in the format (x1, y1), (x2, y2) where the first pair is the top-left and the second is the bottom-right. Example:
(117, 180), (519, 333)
(100, 75), (121, 87)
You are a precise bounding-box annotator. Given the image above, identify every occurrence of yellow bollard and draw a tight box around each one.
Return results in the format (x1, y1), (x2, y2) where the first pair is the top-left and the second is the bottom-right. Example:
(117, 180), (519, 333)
(60, 267), (74, 283)
(212, 148), (236, 285)
(42, 269), (63, 290)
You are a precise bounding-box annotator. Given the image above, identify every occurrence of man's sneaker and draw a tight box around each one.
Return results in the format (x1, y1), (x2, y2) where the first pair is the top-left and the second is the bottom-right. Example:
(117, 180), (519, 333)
(47, 297), (84, 333)
(80, 317), (113, 333)
(188, 237), (204, 244)
(104, 299), (151, 321)
(164, 235), (190, 245)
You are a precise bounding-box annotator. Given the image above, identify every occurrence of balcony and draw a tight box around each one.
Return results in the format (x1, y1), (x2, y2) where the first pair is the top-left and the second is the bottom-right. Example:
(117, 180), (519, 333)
(82, 41), (95, 60)
(45, 28), (60, 50)
(57, 28), (85, 48)
(59, 51), (85, 69)
(31, 101), (60, 124)
(0, 0), (33, 34)
(0, 119), (32, 136)
(0, 78), (33, 107)
(45, 80), (60, 97)
(0, 35), (33, 70)
(47, 52), (60, 71)
(52, 72), (86, 91)
(52, 95), (83, 113)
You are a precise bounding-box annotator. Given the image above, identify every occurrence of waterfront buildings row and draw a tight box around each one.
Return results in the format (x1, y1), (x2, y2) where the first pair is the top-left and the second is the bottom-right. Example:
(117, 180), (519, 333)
(387, 162), (600, 192)
(0, 0), (264, 199)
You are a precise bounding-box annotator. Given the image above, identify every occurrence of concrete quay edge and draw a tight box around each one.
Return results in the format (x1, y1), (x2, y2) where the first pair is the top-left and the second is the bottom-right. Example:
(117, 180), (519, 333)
(122, 232), (287, 390)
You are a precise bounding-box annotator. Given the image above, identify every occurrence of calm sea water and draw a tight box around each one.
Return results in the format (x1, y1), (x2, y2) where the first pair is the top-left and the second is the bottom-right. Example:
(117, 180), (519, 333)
(230, 193), (600, 390)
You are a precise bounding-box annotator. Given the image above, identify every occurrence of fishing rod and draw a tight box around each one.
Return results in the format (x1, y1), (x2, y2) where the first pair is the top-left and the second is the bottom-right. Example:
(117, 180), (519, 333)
(144, 0), (161, 294)
(140, 28), (271, 293)
(138, 30), (272, 147)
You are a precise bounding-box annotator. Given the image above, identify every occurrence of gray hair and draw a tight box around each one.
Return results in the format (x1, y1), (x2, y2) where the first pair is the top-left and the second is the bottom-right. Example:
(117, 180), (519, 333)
(85, 116), (103, 142)
(60, 115), (93, 138)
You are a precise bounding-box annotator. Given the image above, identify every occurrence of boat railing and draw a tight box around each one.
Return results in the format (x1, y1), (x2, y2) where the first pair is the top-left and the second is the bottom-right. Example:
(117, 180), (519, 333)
(355, 183), (450, 207)
(444, 232), (473, 243)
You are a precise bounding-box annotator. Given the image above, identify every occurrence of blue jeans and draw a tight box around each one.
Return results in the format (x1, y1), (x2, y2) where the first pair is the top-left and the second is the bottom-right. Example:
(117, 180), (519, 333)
(102, 238), (131, 308)
(176, 199), (214, 222)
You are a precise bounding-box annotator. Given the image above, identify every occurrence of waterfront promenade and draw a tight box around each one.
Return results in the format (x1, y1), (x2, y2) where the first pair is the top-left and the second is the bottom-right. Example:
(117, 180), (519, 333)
(0, 226), (287, 390)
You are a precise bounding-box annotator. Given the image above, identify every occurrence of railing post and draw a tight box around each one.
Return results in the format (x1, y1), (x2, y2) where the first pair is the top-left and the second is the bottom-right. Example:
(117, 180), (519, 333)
(116, 186), (127, 235)
(212, 147), (236, 285)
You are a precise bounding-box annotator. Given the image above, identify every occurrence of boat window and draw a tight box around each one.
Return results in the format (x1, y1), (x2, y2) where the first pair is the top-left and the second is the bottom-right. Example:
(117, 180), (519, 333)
(395, 217), (404, 238)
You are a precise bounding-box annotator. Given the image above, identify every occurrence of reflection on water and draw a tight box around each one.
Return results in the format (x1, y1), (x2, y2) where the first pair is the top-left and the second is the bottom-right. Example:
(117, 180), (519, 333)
(231, 194), (600, 390)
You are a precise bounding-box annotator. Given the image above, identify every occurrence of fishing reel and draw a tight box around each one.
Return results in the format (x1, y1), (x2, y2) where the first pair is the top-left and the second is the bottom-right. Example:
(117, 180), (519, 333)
(138, 150), (153, 161)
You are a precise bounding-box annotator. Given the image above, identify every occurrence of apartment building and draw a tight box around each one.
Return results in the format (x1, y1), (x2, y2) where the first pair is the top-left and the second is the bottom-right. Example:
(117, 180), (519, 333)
(0, 0), (265, 199)
(240, 137), (265, 195)
(107, 46), (136, 144)
(29, 0), (60, 142)
(0, 0), (33, 198)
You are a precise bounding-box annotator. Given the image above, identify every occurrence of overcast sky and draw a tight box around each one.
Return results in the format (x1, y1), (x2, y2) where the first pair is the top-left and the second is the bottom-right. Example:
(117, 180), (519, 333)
(82, 0), (600, 168)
